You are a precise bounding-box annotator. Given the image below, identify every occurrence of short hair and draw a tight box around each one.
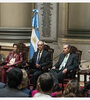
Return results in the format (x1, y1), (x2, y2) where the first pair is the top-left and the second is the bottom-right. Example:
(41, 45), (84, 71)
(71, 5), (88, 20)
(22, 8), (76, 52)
(64, 44), (71, 49)
(38, 41), (44, 45)
(37, 72), (54, 92)
(7, 68), (23, 88)
(67, 44), (71, 49)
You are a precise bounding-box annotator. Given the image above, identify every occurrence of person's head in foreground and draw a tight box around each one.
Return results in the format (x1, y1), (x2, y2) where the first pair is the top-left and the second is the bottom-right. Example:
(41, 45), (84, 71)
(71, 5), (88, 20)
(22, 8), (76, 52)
(63, 79), (81, 97)
(8, 68), (28, 89)
(36, 72), (54, 95)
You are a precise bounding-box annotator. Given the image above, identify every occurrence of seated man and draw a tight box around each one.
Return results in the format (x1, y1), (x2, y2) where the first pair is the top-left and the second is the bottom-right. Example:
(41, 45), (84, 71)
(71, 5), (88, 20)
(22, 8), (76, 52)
(33, 72), (54, 97)
(26, 41), (52, 89)
(50, 44), (79, 91)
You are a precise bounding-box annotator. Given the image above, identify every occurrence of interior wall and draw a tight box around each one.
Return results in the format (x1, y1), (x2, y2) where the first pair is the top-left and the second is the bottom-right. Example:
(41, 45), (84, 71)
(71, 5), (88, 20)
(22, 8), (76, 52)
(58, 3), (90, 62)
(1, 3), (90, 63)
(68, 3), (90, 29)
(0, 3), (33, 27)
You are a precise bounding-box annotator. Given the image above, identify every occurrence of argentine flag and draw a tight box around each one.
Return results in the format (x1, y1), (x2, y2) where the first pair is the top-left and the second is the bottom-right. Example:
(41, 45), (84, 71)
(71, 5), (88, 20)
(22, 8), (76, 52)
(29, 9), (40, 59)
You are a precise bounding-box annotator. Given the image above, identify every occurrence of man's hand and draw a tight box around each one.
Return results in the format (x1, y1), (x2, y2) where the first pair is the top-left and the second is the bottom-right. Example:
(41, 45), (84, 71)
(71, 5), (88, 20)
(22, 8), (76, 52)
(26, 63), (29, 67)
(62, 68), (67, 74)
(36, 64), (40, 68)
(52, 66), (56, 69)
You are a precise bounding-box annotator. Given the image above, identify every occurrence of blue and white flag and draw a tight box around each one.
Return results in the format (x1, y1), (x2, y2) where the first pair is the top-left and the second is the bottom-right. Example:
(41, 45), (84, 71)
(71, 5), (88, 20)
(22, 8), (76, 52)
(29, 9), (40, 59)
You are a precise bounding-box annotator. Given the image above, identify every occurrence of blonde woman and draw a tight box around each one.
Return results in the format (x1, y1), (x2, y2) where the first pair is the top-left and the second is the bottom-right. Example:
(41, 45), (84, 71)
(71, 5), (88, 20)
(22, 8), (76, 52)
(18, 69), (30, 95)
(63, 79), (81, 97)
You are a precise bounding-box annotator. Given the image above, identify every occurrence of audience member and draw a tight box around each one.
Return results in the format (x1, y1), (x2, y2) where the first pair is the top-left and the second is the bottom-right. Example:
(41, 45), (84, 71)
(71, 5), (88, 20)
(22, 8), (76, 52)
(1, 43), (23, 83)
(18, 69), (30, 95)
(0, 82), (6, 89)
(26, 41), (52, 89)
(50, 44), (79, 91)
(33, 72), (54, 97)
(0, 68), (29, 97)
(63, 79), (81, 97)
(81, 80), (90, 97)
(32, 89), (56, 97)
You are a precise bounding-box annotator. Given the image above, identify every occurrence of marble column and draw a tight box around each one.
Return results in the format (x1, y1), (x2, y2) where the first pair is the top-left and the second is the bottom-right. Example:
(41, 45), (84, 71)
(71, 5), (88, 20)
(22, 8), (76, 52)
(35, 3), (57, 42)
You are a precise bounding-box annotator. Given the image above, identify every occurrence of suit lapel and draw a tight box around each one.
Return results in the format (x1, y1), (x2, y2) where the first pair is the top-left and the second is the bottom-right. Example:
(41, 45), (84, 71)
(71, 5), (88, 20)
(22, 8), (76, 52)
(39, 50), (44, 63)
(60, 54), (65, 65)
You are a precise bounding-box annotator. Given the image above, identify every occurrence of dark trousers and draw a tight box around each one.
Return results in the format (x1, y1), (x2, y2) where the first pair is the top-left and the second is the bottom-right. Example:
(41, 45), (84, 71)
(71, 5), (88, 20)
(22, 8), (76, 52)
(32, 69), (43, 89)
(27, 68), (43, 89)
(50, 69), (65, 86)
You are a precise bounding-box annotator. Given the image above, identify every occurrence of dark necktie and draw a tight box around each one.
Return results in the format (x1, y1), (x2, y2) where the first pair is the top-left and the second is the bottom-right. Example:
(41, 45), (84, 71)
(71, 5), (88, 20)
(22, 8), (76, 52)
(36, 52), (40, 64)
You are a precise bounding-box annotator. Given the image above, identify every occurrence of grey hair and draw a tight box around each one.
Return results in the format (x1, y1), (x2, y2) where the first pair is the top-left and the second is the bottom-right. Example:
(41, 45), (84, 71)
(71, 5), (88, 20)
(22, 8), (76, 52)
(38, 41), (44, 45)
(64, 44), (71, 49)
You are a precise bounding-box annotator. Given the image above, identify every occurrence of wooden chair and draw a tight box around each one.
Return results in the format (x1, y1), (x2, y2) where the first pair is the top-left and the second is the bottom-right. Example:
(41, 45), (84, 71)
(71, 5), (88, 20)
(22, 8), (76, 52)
(44, 44), (54, 62)
(43, 44), (54, 70)
(17, 43), (29, 68)
(60, 46), (82, 91)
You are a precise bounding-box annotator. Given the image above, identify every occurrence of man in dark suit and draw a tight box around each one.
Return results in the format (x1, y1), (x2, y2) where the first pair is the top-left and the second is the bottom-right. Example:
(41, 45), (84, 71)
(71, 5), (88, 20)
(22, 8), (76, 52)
(50, 44), (79, 91)
(27, 41), (52, 89)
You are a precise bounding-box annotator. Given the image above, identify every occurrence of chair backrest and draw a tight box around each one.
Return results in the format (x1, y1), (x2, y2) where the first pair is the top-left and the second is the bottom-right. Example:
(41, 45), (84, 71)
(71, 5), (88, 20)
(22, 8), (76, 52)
(71, 46), (82, 65)
(69, 46), (82, 78)
(18, 43), (29, 61)
(44, 44), (54, 64)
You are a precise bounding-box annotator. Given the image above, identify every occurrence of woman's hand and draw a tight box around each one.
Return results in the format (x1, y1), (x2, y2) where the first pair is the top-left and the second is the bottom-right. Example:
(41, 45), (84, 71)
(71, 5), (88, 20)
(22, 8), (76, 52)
(7, 63), (13, 66)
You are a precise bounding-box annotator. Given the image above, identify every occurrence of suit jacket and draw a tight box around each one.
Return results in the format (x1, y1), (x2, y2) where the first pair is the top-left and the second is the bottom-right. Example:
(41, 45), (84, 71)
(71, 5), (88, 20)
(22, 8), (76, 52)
(0, 86), (29, 97)
(55, 53), (79, 72)
(29, 50), (52, 70)
(0, 82), (6, 89)
(5, 51), (23, 66)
